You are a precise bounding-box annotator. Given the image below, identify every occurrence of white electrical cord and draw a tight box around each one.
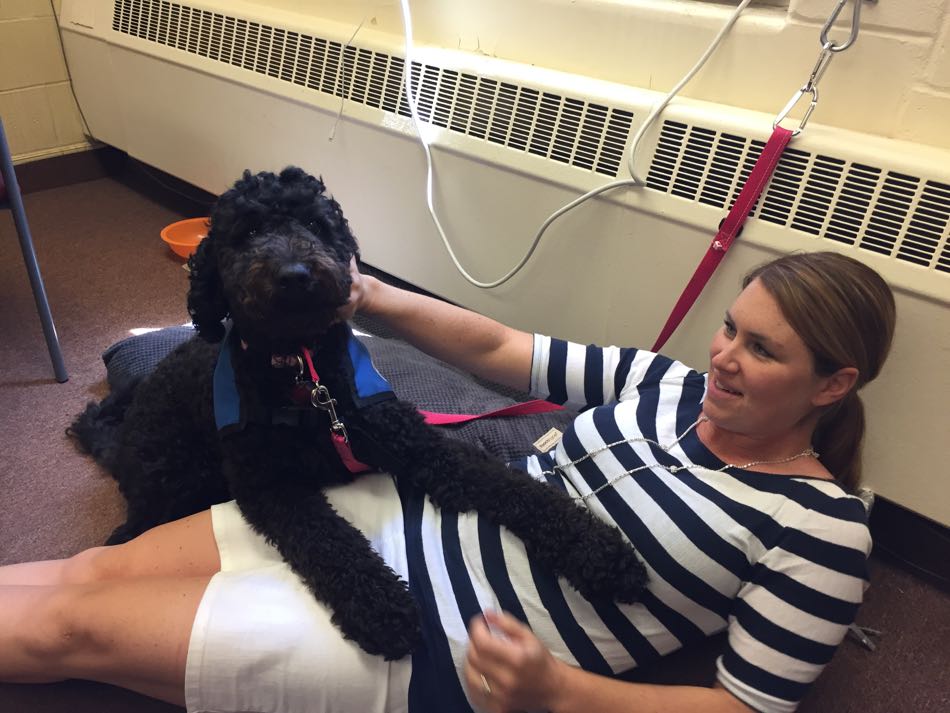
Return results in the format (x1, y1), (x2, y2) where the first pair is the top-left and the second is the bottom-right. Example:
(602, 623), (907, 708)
(398, 0), (753, 289)
(626, 0), (754, 185)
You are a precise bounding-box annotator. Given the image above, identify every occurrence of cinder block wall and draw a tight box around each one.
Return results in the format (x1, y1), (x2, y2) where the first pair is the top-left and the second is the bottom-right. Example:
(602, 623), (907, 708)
(790, 0), (950, 147)
(1, 0), (88, 163)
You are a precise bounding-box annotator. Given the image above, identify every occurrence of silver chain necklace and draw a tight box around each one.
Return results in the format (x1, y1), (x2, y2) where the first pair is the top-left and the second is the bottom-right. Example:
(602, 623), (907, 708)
(546, 415), (819, 504)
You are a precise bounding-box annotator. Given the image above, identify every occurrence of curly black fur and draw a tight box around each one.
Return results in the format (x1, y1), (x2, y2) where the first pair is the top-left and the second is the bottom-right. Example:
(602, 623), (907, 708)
(71, 167), (647, 660)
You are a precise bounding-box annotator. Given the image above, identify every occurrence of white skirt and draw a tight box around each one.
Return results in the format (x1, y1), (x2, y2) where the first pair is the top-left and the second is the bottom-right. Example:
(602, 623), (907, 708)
(184, 473), (413, 713)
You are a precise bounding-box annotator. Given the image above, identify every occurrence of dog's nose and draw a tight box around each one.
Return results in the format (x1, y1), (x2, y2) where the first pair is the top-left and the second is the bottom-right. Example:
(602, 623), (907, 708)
(277, 263), (311, 292)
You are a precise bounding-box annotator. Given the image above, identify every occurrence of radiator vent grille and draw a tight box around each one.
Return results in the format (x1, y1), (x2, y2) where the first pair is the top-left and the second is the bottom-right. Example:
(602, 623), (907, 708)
(646, 121), (950, 274)
(111, 0), (633, 177)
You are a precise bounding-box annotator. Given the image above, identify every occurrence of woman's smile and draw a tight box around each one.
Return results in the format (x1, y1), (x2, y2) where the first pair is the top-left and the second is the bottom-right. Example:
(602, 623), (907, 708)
(708, 378), (742, 399)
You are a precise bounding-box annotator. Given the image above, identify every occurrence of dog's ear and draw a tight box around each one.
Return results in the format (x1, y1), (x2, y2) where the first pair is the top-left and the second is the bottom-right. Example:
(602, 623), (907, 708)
(186, 231), (228, 342)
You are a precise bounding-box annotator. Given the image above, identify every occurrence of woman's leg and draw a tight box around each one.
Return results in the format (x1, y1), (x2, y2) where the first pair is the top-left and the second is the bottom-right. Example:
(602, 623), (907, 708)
(0, 510), (220, 586)
(1, 574), (210, 706)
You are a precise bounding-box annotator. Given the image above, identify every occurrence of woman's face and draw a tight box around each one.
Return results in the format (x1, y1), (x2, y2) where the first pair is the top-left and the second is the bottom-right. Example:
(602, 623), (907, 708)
(704, 278), (831, 438)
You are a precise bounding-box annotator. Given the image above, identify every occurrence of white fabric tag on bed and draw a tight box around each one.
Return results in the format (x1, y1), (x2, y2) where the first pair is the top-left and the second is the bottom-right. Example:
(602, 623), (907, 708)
(533, 427), (563, 453)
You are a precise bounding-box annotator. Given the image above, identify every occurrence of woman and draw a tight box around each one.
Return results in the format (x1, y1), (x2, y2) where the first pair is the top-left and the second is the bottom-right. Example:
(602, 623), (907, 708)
(0, 251), (895, 713)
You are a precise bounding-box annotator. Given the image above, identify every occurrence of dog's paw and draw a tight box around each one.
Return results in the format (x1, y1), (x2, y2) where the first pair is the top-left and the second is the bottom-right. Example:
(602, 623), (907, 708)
(556, 522), (649, 604)
(333, 578), (422, 660)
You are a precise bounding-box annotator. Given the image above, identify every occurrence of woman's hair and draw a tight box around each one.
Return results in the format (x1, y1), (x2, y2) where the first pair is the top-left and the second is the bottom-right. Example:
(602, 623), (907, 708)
(742, 251), (896, 490)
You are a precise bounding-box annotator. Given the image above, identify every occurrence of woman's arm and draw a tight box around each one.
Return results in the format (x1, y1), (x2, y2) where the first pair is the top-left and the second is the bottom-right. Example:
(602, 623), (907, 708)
(465, 611), (753, 713)
(345, 261), (534, 392)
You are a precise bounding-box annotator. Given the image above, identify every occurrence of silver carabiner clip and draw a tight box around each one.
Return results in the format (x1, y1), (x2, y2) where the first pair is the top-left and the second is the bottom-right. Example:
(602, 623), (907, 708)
(805, 43), (836, 93)
(820, 0), (866, 53)
(773, 85), (818, 137)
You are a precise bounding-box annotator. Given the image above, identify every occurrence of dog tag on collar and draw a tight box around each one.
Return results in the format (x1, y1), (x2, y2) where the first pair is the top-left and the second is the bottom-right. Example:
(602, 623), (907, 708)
(290, 381), (314, 406)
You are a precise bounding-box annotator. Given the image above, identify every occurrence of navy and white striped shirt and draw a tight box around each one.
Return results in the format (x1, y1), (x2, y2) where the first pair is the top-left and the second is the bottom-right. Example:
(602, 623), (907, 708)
(401, 336), (870, 712)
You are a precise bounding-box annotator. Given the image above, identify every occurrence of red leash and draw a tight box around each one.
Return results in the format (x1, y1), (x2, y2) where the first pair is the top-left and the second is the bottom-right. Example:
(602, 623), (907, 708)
(420, 400), (563, 425)
(651, 125), (793, 352)
(301, 346), (374, 473)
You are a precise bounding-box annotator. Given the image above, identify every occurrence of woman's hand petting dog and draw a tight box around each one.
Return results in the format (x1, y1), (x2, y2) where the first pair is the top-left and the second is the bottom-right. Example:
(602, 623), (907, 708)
(337, 257), (367, 324)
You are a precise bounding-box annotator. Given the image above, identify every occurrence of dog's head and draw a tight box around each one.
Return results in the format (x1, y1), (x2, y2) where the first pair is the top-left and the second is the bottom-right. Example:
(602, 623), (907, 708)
(187, 167), (359, 352)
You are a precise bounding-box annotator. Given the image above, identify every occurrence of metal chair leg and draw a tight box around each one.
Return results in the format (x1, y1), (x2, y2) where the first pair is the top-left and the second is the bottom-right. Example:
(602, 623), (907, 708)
(0, 118), (68, 383)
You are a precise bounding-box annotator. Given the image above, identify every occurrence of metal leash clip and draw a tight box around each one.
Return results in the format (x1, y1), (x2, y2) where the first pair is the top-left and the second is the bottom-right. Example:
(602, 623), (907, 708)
(310, 382), (349, 442)
(296, 346), (351, 442)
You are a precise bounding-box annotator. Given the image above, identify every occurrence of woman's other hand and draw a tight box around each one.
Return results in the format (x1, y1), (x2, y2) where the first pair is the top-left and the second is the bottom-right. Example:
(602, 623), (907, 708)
(465, 613), (756, 713)
(465, 609), (566, 713)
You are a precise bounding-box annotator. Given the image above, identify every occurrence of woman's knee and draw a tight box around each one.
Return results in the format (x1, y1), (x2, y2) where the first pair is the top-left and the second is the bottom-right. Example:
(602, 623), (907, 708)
(17, 586), (101, 677)
(60, 546), (123, 585)
(7, 576), (206, 694)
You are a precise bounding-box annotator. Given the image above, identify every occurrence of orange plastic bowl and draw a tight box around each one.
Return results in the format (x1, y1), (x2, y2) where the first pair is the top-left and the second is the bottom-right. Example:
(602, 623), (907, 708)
(161, 217), (209, 258)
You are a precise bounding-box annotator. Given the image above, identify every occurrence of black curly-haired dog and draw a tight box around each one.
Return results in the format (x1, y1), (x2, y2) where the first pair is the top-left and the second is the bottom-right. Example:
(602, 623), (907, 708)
(71, 167), (647, 660)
